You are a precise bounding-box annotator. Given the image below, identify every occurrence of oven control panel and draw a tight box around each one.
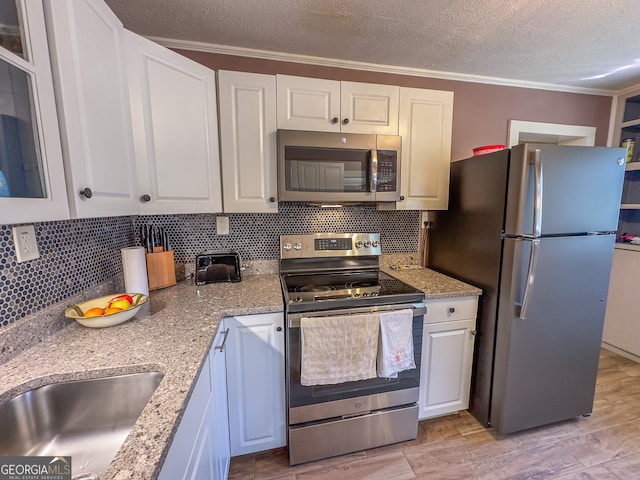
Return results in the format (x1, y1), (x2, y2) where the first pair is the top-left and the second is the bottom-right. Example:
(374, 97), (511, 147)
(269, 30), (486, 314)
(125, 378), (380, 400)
(280, 233), (382, 259)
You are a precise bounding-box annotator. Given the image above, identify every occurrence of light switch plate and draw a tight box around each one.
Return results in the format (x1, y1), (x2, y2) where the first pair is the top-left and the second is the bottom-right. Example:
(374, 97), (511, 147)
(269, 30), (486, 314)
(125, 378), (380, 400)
(216, 216), (230, 235)
(12, 224), (40, 262)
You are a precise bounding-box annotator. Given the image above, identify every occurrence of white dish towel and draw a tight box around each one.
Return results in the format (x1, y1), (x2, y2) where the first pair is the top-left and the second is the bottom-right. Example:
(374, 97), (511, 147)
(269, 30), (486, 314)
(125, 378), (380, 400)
(300, 313), (380, 386)
(377, 309), (416, 378)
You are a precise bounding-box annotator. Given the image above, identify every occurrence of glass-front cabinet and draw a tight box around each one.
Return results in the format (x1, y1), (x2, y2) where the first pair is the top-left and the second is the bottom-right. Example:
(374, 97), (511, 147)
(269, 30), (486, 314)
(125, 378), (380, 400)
(0, 0), (68, 224)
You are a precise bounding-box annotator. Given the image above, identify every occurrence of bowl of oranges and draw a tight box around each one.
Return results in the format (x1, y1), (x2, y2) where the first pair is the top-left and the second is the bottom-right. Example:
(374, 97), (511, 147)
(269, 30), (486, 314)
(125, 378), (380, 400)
(65, 293), (148, 328)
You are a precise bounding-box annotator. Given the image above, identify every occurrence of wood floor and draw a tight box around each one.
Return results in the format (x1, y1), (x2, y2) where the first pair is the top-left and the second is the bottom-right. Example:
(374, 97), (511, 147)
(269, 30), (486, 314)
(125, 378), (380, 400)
(228, 349), (640, 479)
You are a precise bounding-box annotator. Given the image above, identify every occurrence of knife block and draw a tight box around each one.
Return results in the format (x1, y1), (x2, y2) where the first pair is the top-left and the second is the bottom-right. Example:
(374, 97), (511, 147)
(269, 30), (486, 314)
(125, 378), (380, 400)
(145, 249), (177, 291)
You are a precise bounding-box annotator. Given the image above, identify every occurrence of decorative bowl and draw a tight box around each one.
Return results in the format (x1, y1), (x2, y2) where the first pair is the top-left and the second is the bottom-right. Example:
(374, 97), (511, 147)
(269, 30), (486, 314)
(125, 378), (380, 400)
(64, 293), (148, 328)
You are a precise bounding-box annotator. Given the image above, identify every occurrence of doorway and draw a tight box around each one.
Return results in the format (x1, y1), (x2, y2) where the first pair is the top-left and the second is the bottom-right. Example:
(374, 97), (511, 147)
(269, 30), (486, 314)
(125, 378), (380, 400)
(508, 120), (596, 147)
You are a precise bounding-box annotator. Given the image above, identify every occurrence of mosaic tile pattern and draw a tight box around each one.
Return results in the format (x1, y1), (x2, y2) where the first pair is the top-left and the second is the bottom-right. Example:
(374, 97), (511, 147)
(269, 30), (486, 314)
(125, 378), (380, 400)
(133, 203), (419, 263)
(1, 204), (419, 328)
(0, 217), (135, 327)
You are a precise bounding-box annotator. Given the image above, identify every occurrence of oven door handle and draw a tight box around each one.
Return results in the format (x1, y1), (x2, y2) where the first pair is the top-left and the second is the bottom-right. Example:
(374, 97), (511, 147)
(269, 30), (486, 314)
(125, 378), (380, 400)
(287, 303), (426, 328)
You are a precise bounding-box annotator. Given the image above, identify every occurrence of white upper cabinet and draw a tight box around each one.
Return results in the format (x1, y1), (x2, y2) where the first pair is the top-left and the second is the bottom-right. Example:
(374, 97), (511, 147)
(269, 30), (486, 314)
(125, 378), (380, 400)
(340, 81), (399, 134)
(125, 31), (222, 214)
(0, 0), (69, 224)
(393, 87), (453, 210)
(276, 75), (399, 134)
(43, 0), (138, 218)
(218, 70), (277, 213)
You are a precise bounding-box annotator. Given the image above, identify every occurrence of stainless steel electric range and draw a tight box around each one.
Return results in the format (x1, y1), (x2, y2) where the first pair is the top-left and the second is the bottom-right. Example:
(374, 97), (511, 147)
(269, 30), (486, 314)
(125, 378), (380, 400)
(279, 233), (426, 465)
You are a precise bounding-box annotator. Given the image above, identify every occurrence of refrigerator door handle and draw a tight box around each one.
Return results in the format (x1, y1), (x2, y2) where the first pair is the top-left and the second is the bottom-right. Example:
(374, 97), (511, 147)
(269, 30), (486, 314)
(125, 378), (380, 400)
(529, 149), (543, 237)
(520, 238), (540, 320)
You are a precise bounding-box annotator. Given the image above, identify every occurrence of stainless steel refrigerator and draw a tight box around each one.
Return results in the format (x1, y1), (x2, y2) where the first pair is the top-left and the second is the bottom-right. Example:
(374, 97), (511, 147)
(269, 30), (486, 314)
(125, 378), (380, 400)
(428, 143), (626, 434)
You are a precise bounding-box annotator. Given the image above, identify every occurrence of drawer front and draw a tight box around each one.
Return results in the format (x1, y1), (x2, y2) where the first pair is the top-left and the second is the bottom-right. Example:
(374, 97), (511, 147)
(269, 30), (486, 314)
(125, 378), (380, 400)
(424, 296), (478, 324)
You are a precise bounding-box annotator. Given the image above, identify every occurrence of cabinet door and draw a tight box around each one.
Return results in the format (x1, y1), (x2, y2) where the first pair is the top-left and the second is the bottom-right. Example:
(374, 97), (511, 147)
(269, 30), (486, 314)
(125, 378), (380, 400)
(218, 70), (277, 213)
(276, 74), (340, 132)
(126, 31), (222, 214)
(185, 396), (215, 480)
(340, 81), (399, 134)
(210, 324), (231, 479)
(603, 248), (640, 358)
(159, 355), (212, 480)
(396, 87), (453, 210)
(225, 313), (286, 455)
(43, 0), (138, 218)
(419, 318), (476, 420)
(0, 0), (69, 224)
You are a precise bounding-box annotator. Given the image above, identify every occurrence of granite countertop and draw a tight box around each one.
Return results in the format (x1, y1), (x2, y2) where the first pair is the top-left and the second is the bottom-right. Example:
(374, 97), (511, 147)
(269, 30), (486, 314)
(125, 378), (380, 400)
(383, 265), (482, 299)
(0, 274), (284, 480)
(0, 259), (481, 480)
(380, 253), (482, 299)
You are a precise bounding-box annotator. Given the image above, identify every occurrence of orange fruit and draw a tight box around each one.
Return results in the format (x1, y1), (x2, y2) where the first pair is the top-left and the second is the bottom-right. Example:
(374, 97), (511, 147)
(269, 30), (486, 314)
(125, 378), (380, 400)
(83, 307), (105, 318)
(109, 298), (131, 311)
(104, 307), (123, 315)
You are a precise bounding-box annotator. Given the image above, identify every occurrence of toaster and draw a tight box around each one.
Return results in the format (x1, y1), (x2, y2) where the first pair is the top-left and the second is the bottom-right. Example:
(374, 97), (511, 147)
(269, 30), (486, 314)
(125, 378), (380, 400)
(195, 251), (242, 285)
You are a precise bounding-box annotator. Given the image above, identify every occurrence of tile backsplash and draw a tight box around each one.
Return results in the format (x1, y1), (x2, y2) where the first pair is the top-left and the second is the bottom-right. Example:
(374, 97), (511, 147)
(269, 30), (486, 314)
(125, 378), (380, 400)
(1, 203), (419, 328)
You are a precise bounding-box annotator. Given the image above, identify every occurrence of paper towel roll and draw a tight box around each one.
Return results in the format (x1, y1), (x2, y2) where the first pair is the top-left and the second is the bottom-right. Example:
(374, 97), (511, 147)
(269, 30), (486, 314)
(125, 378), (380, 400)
(121, 246), (149, 295)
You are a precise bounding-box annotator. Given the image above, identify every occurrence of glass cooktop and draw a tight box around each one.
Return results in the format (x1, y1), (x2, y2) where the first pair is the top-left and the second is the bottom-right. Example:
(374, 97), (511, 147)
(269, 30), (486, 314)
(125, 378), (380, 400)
(281, 270), (424, 307)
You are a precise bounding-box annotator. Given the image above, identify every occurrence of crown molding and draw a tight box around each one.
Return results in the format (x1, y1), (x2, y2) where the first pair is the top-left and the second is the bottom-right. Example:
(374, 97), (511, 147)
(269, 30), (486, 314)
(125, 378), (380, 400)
(615, 83), (640, 97)
(148, 36), (617, 96)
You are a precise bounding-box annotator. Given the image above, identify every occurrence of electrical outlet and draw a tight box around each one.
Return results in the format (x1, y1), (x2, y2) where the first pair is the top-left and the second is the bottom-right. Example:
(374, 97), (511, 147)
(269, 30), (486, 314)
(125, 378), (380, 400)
(12, 224), (40, 262)
(216, 216), (230, 235)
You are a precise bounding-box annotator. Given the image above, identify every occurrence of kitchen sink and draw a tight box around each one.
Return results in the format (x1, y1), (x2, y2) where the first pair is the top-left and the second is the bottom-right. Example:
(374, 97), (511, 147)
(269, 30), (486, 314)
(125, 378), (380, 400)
(0, 371), (164, 480)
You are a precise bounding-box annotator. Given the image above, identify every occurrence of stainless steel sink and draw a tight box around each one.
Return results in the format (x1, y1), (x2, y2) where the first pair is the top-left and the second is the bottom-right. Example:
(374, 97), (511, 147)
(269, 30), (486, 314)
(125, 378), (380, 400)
(0, 371), (163, 480)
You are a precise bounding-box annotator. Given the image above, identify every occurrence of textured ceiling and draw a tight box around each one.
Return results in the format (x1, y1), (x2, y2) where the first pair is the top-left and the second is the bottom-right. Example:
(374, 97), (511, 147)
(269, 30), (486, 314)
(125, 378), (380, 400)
(105, 0), (640, 92)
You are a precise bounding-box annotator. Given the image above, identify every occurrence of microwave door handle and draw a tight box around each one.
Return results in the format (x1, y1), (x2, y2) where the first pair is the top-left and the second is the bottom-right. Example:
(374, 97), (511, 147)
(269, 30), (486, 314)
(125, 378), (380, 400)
(370, 149), (378, 193)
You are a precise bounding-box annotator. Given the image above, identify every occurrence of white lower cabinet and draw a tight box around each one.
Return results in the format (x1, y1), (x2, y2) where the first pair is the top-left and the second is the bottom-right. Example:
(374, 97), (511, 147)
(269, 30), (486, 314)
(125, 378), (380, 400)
(419, 296), (478, 420)
(159, 323), (230, 480)
(603, 248), (640, 359)
(224, 313), (286, 456)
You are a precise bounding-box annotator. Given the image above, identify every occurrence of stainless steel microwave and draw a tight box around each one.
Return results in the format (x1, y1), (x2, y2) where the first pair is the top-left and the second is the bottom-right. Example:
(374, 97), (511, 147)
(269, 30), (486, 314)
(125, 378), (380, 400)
(277, 130), (401, 203)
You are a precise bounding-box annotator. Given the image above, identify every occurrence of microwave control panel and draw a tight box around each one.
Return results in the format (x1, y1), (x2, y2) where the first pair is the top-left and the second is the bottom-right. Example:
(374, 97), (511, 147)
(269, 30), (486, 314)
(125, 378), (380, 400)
(376, 151), (397, 192)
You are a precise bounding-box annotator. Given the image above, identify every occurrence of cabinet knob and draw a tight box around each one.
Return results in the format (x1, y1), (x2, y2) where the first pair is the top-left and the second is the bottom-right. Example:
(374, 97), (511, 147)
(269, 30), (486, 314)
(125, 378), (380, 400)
(140, 194), (151, 202)
(79, 187), (93, 199)
(448, 307), (456, 313)
(399, 195), (405, 201)
(276, 326), (283, 332)
(342, 118), (350, 125)
(269, 196), (276, 203)
(331, 117), (339, 124)
(471, 330), (477, 336)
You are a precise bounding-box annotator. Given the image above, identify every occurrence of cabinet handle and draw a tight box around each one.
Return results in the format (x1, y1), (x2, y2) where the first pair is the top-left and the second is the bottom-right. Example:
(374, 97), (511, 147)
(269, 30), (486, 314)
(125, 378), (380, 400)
(269, 196), (276, 203)
(331, 117), (339, 124)
(140, 194), (151, 202)
(471, 330), (477, 336)
(214, 328), (230, 352)
(342, 118), (350, 125)
(448, 307), (456, 313)
(399, 195), (405, 201)
(276, 326), (283, 332)
(79, 187), (93, 199)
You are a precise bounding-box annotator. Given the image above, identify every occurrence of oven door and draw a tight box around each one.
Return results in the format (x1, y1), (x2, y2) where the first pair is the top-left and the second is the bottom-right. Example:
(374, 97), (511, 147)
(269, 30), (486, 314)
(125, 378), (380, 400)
(286, 303), (425, 425)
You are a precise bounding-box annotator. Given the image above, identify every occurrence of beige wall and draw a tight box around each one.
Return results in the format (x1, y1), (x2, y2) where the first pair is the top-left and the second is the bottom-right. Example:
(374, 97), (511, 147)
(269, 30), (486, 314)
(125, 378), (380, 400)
(176, 50), (612, 161)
